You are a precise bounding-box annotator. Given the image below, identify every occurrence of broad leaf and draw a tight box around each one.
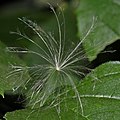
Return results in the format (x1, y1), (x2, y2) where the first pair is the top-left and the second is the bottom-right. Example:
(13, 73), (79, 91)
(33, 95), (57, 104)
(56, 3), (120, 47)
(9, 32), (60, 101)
(76, 61), (120, 119)
(6, 108), (87, 120)
(77, 0), (120, 61)
(6, 61), (120, 119)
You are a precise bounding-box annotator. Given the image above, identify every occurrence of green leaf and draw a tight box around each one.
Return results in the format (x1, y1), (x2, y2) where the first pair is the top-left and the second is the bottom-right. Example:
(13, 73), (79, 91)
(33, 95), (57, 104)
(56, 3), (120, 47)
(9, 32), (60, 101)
(77, 0), (120, 61)
(0, 41), (28, 96)
(6, 61), (120, 119)
(6, 108), (87, 120)
(77, 61), (120, 119)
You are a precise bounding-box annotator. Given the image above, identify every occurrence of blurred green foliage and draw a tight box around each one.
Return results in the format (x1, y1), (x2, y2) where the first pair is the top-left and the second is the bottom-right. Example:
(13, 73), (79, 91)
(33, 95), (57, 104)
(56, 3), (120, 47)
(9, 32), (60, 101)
(0, 0), (120, 120)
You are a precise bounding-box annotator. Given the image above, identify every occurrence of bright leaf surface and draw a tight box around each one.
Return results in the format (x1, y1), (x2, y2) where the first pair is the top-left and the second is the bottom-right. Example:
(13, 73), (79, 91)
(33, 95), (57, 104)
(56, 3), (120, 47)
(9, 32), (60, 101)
(77, 0), (120, 61)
